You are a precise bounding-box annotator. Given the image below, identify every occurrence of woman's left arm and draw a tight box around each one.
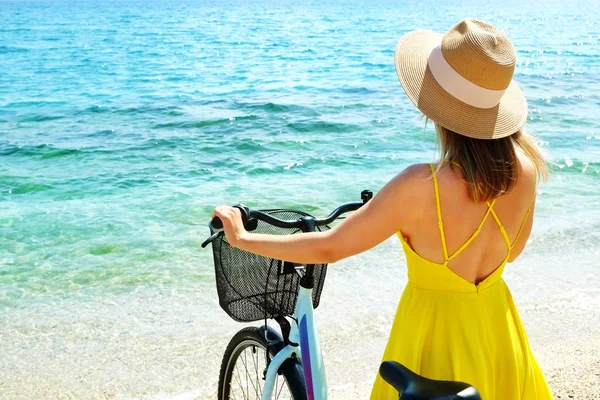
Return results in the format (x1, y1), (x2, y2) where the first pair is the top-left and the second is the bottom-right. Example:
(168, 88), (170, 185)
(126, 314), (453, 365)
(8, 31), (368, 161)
(212, 165), (422, 264)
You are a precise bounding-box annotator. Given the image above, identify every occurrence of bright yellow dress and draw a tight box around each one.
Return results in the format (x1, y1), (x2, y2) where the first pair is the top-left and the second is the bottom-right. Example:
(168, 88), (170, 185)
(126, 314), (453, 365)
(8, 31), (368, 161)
(370, 164), (552, 399)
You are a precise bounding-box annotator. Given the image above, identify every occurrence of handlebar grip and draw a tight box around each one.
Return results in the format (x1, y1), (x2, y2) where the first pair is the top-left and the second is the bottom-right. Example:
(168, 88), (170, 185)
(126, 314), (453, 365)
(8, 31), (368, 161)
(211, 217), (223, 230)
(211, 205), (249, 231)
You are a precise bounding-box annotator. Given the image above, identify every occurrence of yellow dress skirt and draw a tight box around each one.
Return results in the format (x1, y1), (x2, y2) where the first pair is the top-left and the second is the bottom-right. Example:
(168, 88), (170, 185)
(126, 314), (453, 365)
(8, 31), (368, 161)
(369, 233), (553, 399)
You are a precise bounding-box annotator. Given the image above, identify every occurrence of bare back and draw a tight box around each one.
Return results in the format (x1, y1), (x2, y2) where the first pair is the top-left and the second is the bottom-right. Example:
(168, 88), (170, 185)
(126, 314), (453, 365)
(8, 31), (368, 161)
(399, 155), (537, 284)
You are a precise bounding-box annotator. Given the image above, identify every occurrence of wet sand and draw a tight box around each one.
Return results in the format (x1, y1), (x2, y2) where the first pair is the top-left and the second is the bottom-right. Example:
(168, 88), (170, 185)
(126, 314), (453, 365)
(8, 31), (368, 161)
(2, 238), (599, 399)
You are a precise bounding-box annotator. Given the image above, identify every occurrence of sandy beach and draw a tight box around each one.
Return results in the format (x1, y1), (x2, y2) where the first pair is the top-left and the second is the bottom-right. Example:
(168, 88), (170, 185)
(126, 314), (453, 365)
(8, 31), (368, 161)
(196, 239), (600, 400)
(2, 236), (599, 399)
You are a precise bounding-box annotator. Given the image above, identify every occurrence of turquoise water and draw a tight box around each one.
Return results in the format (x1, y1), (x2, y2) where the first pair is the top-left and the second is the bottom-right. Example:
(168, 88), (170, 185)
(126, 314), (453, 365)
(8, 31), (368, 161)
(1, 0), (600, 398)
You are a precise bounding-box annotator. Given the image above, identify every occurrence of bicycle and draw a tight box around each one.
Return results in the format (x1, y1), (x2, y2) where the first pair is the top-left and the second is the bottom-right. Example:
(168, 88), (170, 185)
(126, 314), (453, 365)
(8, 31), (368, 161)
(202, 190), (482, 400)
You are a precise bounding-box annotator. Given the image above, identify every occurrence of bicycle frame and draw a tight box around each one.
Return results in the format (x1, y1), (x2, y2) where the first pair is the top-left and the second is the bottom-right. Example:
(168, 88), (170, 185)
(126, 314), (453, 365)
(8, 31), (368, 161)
(261, 285), (326, 400)
(211, 191), (481, 400)
(207, 192), (373, 400)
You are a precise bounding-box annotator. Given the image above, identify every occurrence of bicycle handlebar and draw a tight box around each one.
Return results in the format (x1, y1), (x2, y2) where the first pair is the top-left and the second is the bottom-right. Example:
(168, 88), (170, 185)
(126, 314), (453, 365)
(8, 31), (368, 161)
(202, 190), (373, 248)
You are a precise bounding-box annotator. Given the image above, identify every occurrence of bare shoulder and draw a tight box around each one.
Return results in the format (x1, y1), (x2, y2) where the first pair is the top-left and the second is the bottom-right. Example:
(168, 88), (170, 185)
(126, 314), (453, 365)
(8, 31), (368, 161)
(402, 163), (433, 178)
(374, 163), (433, 203)
(388, 163), (433, 193)
(518, 153), (536, 178)
(515, 154), (538, 193)
(378, 163), (434, 220)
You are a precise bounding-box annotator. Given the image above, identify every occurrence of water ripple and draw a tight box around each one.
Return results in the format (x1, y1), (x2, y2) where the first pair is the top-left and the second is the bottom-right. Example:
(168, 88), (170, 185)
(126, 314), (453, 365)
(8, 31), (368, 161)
(0, 0), (599, 369)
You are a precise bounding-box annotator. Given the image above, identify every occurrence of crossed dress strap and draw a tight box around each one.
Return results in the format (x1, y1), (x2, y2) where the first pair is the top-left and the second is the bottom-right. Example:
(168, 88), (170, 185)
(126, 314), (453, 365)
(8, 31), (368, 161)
(449, 199), (498, 261)
(487, 164), (538, 251)
(510, 165), (538, 249)
(429, 163), (525, 265)
(430, 163), (450, 261)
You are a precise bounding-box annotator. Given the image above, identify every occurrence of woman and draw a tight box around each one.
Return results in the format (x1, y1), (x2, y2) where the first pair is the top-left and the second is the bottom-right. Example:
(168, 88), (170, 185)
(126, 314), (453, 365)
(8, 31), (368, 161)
(213, 19), (552, 399)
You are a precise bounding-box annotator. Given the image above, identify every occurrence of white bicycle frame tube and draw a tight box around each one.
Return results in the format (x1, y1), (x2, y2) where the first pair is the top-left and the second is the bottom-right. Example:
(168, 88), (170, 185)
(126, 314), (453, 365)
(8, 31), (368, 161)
(261, 344), (301, 399)
(261, 285), (327, 400)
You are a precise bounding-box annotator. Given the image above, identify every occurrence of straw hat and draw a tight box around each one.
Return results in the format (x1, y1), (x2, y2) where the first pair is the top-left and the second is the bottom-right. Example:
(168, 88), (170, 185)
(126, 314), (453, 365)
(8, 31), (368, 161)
(395, 19), (527, 139)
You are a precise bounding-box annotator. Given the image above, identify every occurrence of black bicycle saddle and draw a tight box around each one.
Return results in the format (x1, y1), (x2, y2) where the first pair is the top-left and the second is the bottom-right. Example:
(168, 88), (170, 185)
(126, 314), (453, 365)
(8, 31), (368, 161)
(379, 361), (482, 400)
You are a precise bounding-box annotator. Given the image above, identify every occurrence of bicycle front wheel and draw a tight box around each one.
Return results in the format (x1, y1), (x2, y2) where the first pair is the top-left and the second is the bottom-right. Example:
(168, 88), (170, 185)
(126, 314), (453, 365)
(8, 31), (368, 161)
(218, 327), (307, 400)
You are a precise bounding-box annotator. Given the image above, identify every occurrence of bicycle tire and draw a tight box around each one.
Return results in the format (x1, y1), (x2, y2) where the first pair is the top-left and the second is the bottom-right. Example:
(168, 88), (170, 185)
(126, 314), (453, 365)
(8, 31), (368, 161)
(218, 326), (307, 400)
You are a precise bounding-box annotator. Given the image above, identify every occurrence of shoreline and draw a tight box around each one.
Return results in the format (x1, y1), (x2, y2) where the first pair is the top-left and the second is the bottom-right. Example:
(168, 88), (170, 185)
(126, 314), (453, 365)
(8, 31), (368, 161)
(3, 311), (598, 399)
(1, 239), (599, 399)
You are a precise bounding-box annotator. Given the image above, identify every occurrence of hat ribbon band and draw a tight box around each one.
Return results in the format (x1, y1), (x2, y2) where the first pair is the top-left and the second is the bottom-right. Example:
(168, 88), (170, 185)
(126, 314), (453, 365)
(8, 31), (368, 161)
(427, 46), (507, 109)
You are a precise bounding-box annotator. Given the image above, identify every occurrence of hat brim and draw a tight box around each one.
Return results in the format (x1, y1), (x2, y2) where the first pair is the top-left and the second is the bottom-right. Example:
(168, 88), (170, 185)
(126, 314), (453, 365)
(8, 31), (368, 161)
(394, 30), (528, 139)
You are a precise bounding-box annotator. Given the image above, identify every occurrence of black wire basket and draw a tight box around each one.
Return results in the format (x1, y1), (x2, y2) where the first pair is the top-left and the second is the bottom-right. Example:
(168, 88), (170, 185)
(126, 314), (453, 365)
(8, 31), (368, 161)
(210, 210), (329, 323)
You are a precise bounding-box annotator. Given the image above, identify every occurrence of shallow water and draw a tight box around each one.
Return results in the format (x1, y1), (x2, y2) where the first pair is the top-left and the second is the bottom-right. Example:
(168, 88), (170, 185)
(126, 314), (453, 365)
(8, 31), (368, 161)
(1, 0), (599, 398)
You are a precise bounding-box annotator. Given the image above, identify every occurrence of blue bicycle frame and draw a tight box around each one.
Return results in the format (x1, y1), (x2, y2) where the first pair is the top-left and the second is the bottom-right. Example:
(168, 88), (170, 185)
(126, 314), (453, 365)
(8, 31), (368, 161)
(261, 285), (326, 400)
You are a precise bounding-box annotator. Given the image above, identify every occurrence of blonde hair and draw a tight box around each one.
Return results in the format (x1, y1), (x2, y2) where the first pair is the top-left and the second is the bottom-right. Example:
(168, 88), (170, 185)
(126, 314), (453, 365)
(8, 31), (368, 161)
(435, 123), (548, 203)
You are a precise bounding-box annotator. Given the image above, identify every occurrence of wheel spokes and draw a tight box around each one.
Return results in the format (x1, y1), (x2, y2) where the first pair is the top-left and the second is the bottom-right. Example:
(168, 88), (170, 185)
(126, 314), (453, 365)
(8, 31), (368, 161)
(227, 340), (294, 400)
(253, 345), (263, 395)
(232, 363), (248, 400)
(275, 373), (286, 399)
(241, 347), (260, 398)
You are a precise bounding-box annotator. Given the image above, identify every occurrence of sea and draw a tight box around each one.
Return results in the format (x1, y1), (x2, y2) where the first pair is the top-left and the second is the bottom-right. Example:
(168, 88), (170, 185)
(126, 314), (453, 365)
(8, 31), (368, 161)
(1, 0), (599, 398)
